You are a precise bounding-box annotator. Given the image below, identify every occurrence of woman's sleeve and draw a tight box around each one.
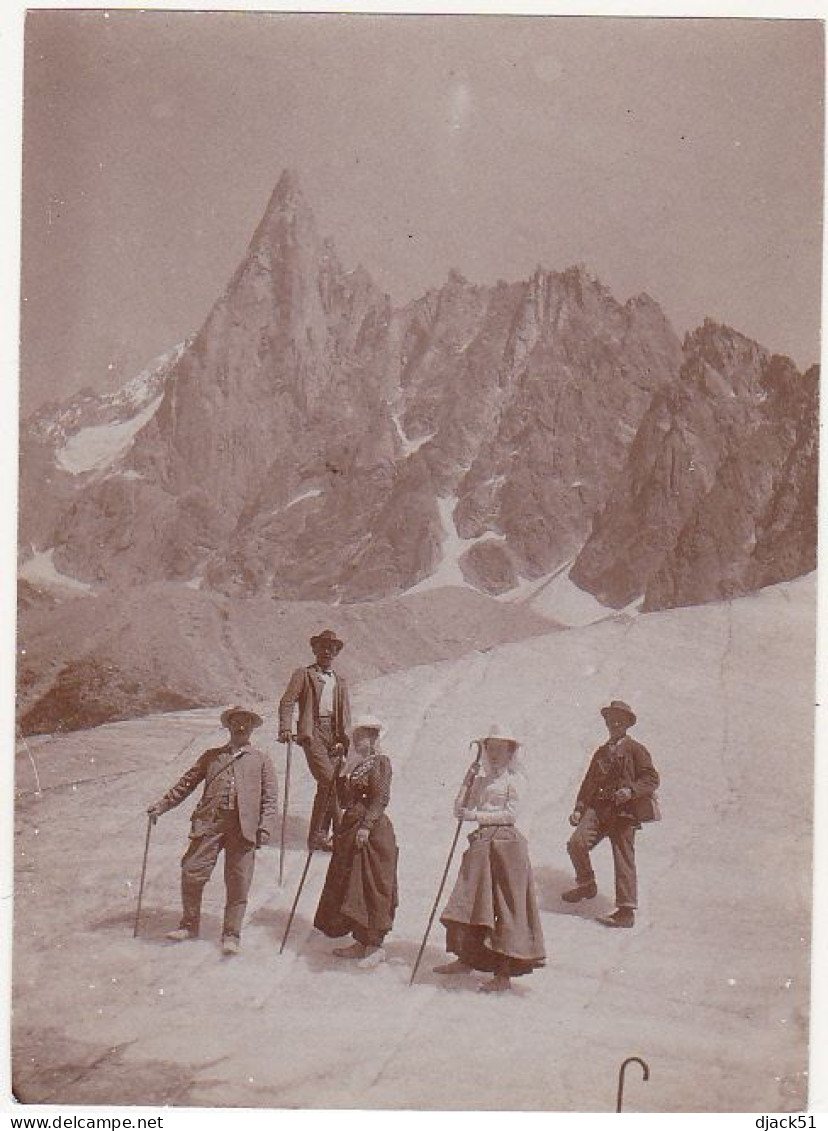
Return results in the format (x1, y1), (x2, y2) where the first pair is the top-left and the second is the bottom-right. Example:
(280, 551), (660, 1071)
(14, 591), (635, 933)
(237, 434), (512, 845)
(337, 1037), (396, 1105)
(360, 755), (392, 830)
(475, 776), (520, 825)
(454, 775), (483, 819)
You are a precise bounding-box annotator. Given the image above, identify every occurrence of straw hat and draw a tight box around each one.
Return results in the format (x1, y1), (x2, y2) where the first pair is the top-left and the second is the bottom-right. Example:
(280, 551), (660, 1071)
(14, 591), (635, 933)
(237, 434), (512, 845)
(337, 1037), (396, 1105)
(480, 724), (520, 750)
(352, 713), (384, 738)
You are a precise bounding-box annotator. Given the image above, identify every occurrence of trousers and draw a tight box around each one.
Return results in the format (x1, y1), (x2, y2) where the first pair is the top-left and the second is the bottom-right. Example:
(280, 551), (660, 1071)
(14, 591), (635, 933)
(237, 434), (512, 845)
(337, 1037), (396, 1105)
(179, 809), (256, 938)
(567, 806), (638, 909)
(301, 719), (342, 846)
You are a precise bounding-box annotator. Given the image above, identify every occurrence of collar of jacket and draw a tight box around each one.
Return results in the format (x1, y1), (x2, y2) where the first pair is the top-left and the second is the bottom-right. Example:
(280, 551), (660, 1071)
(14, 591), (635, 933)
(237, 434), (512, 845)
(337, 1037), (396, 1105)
(602, 735), (632, 752)
(218, 742), (251, 757)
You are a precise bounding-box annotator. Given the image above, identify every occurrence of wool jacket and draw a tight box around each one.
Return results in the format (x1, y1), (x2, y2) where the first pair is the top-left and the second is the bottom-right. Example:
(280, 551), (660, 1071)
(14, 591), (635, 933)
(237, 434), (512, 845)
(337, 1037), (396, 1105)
(156, 743), (279, 845)
(278, 665), (351, 746)
(574, 735), (659, 823)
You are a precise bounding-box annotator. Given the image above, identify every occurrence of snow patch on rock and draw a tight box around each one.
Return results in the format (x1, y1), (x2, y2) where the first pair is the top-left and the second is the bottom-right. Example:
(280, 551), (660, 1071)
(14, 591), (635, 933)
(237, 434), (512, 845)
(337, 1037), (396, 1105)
(285, 488), (323, 510)
(19, 549), (93, 595)
(406, 495), (470, 593)
(391, 411), (436, 457)
(56, 396), (163, 475)
(103, 469), (144, 483)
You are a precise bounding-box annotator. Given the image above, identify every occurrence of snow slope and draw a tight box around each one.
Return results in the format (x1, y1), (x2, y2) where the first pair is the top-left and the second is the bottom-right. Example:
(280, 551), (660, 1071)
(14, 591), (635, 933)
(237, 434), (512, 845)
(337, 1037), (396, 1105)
(12, 576), (815, 1110)
(406, 496), (469, 594)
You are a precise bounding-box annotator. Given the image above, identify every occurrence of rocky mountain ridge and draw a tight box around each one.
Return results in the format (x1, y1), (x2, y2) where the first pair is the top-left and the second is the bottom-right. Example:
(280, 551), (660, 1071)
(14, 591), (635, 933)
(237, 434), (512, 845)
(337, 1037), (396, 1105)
(19, 169), (818, 613)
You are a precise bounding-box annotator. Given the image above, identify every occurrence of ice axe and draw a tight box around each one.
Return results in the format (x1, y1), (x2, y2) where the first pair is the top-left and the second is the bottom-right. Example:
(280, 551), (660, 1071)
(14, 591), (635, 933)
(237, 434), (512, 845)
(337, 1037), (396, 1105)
(133, 812), (156, 938)
(279, 734), (295, 886)
(616, 1056), (650, 1112)
(279, 747), (345, 954)
(409, 739), (483, 986)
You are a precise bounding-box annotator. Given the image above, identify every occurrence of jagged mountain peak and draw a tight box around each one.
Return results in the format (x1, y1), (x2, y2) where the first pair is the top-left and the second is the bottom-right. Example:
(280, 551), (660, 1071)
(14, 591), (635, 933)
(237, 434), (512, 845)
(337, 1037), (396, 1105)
(243, 167), (321, 265)
(270, 166), (305, 207)
(683, 318), (768, 367)
(446, 267), (472, 287)
(675, 319), (770, 404)
(625, 291), (660, 310)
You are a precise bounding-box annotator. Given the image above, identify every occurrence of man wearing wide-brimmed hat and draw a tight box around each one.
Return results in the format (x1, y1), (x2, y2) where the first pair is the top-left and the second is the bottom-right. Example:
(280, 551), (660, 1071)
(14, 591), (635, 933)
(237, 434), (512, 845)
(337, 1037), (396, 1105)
(562, 700), (659, 929)
(278, 629), (351, 851)
(147, 706), (278, 954)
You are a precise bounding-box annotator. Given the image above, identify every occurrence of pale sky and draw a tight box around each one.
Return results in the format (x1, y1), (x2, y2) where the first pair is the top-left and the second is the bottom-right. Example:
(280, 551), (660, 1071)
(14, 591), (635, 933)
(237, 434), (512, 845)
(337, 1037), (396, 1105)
(19, 11), (824, 414)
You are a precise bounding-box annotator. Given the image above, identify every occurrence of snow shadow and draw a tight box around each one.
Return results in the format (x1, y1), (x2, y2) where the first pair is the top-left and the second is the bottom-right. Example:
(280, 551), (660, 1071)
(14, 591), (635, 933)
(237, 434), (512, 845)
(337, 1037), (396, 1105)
(245, 904), (310, 950)
(248, 908), (486, 991)
(88, 905), (225, 942)
(13, 1024), (218, 1105)
(533, 864), (615, 918)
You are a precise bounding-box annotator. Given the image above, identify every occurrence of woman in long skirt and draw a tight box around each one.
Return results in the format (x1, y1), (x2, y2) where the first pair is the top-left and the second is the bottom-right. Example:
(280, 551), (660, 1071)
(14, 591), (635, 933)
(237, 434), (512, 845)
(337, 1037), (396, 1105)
(435, 726), (546, 993)
(314, 714), (398, 970)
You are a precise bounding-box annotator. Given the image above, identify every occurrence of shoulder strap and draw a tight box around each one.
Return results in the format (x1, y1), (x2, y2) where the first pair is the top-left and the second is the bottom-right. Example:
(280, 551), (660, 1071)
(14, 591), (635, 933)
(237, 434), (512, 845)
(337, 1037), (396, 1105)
(204, 749), (246, 790)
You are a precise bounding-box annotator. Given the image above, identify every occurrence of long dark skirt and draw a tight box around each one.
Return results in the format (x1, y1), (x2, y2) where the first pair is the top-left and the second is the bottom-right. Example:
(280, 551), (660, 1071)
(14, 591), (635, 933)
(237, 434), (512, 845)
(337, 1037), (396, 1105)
(440, 826), (546, 977)
(314, 805), (398, 945)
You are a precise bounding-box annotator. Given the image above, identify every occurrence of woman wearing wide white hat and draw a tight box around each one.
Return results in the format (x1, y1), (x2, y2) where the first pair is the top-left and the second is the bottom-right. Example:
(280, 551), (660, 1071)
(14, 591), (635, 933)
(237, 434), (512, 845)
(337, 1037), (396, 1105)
(435, 726), (546, 992)
(313, 714), (398, 969)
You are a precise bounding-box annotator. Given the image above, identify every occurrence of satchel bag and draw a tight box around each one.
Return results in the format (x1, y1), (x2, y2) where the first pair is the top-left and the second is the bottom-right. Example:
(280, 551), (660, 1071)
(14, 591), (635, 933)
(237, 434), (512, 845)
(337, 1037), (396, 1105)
(632, 792), (662, 823)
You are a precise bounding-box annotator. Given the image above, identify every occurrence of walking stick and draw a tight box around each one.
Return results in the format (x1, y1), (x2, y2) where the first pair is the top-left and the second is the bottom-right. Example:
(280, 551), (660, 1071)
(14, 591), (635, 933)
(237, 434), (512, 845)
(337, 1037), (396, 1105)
(279, 749), (345, 954)
(409, 740), (483, 986)
(616, 1056), (650, 1112)
(279, 735), (294, 886)
(133, 813), (156, 938)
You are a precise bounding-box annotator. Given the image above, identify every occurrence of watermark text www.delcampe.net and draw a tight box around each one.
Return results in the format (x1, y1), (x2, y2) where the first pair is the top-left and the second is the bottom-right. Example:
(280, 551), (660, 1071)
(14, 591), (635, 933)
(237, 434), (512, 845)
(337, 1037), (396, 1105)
(9, 1119), (163, 1129)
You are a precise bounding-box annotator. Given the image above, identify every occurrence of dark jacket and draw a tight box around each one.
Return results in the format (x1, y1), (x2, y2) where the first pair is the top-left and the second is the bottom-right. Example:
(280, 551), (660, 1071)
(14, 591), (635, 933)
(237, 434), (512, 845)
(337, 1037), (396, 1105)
(278, 665), (351, 746)
(157, 743), (279, 845)
(574, 735), (659, 824)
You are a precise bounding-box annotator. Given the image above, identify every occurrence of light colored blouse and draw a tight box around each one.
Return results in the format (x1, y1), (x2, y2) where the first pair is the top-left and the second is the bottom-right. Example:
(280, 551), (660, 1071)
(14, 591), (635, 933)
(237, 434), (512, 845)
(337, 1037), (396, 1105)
(454, 769), (522, 826)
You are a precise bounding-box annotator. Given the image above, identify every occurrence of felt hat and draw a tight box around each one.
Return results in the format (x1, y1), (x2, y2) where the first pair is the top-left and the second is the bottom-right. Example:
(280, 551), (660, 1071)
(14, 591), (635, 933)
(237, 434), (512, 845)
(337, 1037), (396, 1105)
(600, 700), (637, 727)
(310, 628), (344, 652)
(220, 705), (264, 730)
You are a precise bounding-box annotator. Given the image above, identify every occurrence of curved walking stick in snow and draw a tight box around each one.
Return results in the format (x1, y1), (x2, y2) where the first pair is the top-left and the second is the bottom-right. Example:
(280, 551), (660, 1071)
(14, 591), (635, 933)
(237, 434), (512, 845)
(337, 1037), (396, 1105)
(279, 736), (294, 886)
(133, 814), (155, 938)
(409, 740), (483, 987)
(616, 1056), (650, 1112)
(279, 749), (344, 954)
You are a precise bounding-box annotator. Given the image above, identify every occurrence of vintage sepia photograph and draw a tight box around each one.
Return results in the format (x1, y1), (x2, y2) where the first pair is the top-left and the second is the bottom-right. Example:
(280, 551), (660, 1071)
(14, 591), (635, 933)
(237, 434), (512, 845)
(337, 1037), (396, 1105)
(9, 7), (824, 1114)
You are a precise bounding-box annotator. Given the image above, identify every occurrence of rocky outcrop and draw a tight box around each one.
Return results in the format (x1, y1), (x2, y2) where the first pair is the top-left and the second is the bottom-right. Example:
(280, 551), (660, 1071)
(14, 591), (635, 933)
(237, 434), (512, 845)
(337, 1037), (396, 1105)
(450, 272), (682, 581)
(570, 322), (818, 610)
(644, 359), (818, 609)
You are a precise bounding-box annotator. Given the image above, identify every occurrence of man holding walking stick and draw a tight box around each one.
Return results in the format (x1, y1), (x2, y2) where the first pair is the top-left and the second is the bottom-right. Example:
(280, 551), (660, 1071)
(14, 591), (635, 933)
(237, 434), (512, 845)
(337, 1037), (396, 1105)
(278, 629), (351, 852)
(146, 706), (278, 955)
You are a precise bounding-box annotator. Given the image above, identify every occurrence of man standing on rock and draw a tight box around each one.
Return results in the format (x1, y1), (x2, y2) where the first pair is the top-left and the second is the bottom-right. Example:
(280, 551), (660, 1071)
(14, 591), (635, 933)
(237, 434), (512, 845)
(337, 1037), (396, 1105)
(147, 706), (278, 955)
(562, 700), (659, 929)
(278, 629), (351, 852)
